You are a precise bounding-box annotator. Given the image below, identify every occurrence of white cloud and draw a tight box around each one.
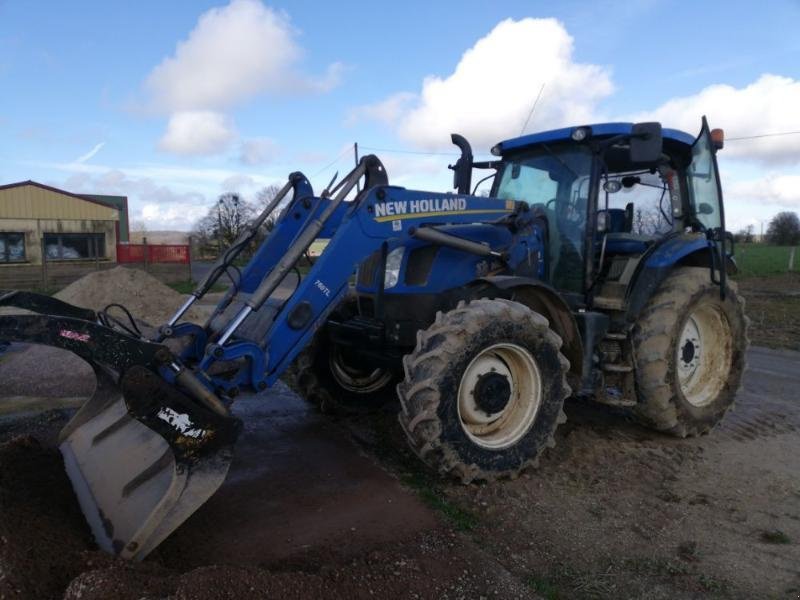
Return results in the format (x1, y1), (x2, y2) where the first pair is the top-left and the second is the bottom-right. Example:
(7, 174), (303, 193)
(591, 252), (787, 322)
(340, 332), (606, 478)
(727, 172), (800, 210)
(61, 170), (209, 230)
(352, 18), (613, 150)
(158, 111), (236, 156)
(145, 0), (342, 158)
(221, 173), (256, 192)
(147, 0), (298, 111)
(239, 137), (278, 165)
(630, 74), (800, 164)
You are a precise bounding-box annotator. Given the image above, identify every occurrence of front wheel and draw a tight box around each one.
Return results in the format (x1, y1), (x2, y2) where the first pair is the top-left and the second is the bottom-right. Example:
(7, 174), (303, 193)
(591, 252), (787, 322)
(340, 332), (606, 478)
(398, 299), (570, 483)
(282, 299), (397, 414)
(632, 267), (749, 436)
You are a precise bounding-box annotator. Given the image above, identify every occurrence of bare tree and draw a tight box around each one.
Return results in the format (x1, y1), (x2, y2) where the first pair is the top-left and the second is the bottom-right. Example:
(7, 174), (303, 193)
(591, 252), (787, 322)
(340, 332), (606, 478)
(255, 185), (285, 234)
(192, 193), (256, 257)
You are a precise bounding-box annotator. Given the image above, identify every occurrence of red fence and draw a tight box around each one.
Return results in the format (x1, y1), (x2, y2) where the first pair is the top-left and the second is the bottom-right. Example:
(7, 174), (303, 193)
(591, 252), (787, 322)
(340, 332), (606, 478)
(117, 243), (190, 264)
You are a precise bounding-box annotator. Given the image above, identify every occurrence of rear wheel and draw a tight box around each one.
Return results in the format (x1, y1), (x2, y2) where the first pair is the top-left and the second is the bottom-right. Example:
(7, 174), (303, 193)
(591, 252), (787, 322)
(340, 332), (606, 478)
(398, 298), (570, 483)
(632, 267), (748, 436)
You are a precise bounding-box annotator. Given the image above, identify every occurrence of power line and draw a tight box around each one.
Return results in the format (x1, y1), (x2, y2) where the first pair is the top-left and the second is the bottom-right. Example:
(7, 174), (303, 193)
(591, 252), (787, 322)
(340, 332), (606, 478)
(727, 130), (800, 141)
(359, 145), (461, 157)
(311, 145), (355, 177)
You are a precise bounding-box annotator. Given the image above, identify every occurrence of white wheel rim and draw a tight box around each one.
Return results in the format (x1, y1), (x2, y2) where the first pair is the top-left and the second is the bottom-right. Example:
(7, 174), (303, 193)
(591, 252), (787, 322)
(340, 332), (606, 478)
(456, 343), (542, 450)
(676, 303), (732, 407)
(329, 347), (392, 393)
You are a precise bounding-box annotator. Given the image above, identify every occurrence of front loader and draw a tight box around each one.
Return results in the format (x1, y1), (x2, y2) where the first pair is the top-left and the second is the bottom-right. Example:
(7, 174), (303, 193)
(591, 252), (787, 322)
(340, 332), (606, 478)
(0, 118), (747, 559)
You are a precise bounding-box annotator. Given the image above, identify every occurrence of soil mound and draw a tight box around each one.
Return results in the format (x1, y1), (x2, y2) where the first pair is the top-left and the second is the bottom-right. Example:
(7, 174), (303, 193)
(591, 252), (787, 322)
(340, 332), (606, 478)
(54, 267), (203, 325)
(0, 435), (93, 599)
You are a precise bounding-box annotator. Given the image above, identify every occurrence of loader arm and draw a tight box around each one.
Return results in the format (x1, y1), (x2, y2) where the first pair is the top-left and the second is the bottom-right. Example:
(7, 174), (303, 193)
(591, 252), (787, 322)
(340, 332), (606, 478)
(193, 156), (521, 395)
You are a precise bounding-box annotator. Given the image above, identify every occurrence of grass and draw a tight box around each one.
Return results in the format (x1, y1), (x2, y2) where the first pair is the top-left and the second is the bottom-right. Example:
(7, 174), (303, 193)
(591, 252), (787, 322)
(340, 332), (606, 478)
(733, 244), (798, 279)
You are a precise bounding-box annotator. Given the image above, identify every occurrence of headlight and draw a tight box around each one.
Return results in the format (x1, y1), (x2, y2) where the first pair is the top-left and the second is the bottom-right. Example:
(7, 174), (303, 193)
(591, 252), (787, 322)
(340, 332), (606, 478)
(383, 247), (404, 289)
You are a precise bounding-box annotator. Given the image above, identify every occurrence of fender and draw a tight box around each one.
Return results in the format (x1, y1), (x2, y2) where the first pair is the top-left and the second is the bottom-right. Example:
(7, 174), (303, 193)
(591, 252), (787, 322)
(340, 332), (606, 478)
(476, 275), (582, 385)
(626, 234), (736, 322)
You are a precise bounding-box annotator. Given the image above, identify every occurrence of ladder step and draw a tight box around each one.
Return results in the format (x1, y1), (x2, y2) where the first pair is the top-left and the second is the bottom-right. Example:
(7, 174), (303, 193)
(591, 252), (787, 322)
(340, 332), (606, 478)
(604, 332), (627, 340)
(602, 363), (633, 373)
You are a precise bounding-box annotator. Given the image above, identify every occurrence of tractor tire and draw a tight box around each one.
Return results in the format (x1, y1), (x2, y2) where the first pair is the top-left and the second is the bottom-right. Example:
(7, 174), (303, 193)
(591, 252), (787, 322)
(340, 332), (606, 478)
(282, 300), (397, 415)
(632, 267), (748, 437)
(397, 298), (570, 483)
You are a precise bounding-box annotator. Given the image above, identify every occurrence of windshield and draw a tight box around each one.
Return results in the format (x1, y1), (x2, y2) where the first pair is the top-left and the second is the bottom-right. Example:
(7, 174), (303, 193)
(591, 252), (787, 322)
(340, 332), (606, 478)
(494, 145), (593, 292)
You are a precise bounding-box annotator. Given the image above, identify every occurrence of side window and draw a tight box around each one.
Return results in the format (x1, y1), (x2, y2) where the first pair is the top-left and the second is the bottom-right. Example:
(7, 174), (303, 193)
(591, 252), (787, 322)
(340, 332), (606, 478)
(687, 122), (723, 231)
(0, 233), (26, 262)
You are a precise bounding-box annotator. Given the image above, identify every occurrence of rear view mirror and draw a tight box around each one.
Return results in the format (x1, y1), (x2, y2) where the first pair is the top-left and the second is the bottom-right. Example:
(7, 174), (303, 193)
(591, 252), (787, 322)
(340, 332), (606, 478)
(630, 122), (663, 163)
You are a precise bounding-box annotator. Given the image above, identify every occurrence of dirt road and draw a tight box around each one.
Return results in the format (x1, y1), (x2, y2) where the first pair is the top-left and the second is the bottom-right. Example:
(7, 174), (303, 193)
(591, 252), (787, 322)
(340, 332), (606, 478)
(0, 345), (798, 598)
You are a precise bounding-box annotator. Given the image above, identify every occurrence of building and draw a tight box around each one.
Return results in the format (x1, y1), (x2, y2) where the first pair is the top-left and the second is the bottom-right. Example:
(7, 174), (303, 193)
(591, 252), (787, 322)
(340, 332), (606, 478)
(0, 180), (129, 288)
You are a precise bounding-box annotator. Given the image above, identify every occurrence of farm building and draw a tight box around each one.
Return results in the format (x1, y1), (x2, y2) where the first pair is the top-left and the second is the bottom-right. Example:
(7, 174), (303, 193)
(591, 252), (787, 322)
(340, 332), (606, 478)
(0, 180), (129, 288)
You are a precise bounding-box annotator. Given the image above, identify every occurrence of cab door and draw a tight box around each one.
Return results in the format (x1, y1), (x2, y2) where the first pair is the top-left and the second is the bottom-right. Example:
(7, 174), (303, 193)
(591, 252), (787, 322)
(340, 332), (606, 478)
(687, 116), (725, 233)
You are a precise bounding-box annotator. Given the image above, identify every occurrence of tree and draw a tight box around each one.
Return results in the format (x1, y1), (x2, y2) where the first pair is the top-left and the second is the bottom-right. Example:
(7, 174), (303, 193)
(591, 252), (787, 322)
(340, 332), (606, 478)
(734, 224), (755, 244)
(254, 185), (285, 235)
(192, 193), (256, 256)
(766, 211), (800, 246)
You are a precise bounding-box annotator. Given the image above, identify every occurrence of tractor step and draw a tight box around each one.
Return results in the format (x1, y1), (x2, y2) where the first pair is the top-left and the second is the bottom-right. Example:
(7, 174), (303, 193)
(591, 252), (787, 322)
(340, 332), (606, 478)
(601, 362), (633, 373)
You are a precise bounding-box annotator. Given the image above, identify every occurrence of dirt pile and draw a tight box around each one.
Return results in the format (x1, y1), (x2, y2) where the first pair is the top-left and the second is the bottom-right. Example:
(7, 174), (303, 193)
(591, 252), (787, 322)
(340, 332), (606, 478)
(54, 266), (204, 325)
(0, 435), (94, 599)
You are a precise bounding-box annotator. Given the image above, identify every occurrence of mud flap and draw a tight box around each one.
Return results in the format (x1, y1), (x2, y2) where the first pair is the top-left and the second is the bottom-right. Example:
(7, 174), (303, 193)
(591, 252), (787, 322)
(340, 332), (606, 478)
(59, 364), (241, 560)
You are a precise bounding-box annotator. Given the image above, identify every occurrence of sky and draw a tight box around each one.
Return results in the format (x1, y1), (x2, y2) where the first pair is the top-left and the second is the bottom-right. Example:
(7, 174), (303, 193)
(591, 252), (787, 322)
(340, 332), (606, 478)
(1, 0), (800, 233)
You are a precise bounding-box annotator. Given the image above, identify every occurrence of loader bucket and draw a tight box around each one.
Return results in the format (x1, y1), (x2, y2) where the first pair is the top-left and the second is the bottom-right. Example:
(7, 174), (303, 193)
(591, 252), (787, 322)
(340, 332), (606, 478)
(59, 363), (241, 560)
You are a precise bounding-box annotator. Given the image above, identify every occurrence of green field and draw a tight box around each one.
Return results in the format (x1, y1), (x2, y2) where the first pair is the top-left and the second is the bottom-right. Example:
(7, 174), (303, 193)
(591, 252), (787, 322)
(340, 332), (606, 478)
(733, 244), (799, 278)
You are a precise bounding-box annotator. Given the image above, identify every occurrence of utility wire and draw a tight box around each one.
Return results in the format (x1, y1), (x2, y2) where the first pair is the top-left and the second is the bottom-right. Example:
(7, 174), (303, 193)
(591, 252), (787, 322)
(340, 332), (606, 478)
(311, 145), (355, 177)
(727, 130), (800, 141)
(359, 145), (460, 156)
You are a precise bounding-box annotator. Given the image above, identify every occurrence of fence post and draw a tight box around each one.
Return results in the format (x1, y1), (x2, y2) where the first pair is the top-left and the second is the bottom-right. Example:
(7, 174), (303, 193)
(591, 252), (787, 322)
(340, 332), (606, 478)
(143, 237), (148, 272)
(790, 247), (796, 271)
(40, 238), (48, 290)
(187, 235), (193, 282)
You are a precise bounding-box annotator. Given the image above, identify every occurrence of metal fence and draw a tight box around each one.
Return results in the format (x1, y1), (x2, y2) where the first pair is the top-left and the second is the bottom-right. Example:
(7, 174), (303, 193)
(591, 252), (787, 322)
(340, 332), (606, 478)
(116, 243), (190, 264)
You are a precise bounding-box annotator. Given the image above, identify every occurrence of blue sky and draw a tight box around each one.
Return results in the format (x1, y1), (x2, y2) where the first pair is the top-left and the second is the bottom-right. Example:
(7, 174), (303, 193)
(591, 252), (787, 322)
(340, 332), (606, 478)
(1, 0), (799, 231)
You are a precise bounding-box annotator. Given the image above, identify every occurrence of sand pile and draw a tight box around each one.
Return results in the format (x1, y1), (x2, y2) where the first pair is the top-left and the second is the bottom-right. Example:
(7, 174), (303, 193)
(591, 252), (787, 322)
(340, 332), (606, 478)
(55, 267), (204, 326)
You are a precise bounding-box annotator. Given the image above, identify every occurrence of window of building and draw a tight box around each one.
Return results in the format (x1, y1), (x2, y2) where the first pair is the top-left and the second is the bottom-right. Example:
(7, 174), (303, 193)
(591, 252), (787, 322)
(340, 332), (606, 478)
(0, 233), (26, 263)
(44, 233), (106, 260)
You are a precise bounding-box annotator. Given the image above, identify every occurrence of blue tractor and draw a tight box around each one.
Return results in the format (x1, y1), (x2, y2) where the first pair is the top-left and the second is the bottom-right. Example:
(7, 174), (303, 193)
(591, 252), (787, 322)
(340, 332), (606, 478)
(0, 118), (747, 559)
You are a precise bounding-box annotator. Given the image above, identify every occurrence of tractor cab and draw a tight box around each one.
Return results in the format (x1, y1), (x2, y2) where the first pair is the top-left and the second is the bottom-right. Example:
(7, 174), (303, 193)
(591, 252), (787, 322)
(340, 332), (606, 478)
(467, 119), (728, 306)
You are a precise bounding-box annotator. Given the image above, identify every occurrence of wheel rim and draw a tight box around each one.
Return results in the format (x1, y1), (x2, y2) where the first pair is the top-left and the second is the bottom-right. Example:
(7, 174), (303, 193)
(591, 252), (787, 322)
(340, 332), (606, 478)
(456, 343), (542, 450)
(329, 347), (392, 394)
(676, 303), (732, 407)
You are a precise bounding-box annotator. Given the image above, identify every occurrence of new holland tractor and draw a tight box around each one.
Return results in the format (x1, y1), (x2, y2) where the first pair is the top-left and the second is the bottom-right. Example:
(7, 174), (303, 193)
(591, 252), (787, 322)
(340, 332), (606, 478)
(0, 118), (747, 559)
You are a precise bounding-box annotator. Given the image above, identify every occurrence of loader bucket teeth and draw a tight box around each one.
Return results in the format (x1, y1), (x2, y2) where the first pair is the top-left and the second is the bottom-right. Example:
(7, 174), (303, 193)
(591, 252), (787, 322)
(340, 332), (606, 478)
(59, 364), (241, 560)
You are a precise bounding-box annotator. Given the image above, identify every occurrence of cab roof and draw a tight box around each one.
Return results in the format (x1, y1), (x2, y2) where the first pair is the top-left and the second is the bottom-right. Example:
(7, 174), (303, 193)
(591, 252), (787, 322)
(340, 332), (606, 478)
(495, 122), (696, 155)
